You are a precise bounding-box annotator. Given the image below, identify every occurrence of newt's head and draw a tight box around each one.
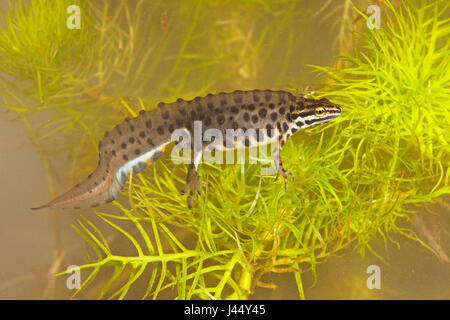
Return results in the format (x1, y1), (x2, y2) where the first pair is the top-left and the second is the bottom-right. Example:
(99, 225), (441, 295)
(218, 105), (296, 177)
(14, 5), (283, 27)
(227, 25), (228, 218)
(289, 97), (342, 128)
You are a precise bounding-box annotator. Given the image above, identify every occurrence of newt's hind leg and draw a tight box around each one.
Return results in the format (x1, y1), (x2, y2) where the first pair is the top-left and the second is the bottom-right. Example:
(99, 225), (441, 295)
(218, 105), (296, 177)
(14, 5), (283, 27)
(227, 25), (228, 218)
(181, 163), (201, 208)
(181, 150), (203, 208)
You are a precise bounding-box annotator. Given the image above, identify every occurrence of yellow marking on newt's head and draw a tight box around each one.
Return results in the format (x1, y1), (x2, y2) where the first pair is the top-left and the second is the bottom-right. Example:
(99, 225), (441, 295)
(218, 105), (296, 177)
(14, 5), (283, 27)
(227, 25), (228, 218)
(161, 145), (166, 153)
(146, 158), (153, 166)
(314, 106), (326, 117)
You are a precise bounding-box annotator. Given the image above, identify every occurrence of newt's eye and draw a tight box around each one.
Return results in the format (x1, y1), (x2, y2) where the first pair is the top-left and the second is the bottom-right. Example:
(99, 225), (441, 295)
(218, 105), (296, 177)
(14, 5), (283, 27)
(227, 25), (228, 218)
(315, 107), (325, 117)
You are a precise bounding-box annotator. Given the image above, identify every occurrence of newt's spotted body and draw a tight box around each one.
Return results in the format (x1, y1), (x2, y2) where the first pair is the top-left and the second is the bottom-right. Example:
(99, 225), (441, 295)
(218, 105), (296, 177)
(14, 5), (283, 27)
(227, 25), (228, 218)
(32, 90), (341, 210)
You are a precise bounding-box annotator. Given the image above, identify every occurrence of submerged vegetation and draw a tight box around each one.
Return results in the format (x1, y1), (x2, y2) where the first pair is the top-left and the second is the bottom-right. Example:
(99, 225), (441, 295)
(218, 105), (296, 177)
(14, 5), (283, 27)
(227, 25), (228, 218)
(0, 0), (448, 299)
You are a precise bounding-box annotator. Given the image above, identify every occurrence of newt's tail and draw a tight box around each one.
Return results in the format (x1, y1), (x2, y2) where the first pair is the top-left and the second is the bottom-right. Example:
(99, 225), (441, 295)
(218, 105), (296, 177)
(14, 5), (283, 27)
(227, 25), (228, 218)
(31, 168), (121, 211)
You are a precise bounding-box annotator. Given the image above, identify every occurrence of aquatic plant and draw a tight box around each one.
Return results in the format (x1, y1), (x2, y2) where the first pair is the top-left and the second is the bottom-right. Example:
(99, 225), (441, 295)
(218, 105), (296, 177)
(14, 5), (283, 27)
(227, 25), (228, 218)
(0, 0), (448, 299)
(311, 0), (450, 253)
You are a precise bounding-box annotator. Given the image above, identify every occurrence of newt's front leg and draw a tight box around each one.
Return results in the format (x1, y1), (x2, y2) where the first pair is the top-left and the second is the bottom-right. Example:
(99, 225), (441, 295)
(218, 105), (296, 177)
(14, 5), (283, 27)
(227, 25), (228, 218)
(272, 137), (294, 191)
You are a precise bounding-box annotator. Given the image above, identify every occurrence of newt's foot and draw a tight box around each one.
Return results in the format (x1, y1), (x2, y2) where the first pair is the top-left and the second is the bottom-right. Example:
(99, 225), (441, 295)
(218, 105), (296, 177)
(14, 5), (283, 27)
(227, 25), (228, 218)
(181, 165), (201, 208)
(274, 169), (294, 191)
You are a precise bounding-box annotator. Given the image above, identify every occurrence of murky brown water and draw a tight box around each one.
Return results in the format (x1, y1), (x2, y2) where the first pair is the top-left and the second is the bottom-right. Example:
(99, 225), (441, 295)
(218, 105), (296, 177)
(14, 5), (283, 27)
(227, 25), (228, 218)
(0, 0), (448, 299)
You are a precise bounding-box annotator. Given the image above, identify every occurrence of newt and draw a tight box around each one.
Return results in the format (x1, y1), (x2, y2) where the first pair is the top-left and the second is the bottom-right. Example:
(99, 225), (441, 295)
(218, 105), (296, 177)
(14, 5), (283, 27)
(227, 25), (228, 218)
(32, 89), (341, 210)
